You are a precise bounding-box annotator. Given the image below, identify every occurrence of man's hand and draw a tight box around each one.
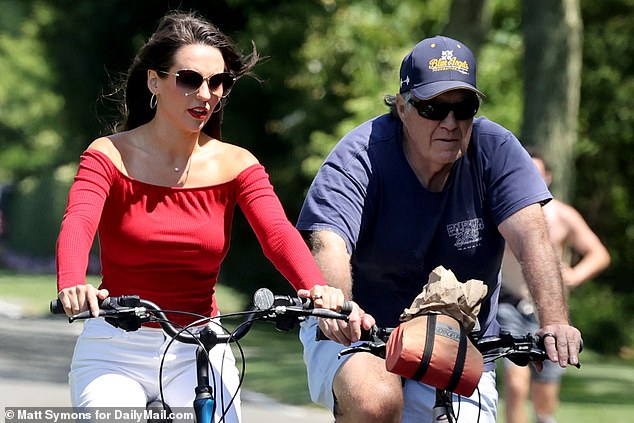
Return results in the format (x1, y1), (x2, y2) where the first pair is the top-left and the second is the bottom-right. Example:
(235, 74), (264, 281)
(298, 285), (375, 345)
(316, 302), (375, 346)
(536, 323), (583, 367)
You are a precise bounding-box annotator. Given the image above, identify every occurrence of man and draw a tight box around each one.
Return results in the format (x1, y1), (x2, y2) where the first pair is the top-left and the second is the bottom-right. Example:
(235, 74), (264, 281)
(499, 148), (610, 423)
(296, 35), (583, 423)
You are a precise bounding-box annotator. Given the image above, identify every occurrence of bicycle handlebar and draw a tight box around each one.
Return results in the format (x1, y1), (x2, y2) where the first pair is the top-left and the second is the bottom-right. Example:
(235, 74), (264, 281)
(327, 324), (581, 369)
(50, 288), (352, 347)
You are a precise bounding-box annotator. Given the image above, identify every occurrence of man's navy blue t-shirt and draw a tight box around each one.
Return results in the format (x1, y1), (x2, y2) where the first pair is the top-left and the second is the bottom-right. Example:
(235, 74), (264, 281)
(297, 113), (551, 340)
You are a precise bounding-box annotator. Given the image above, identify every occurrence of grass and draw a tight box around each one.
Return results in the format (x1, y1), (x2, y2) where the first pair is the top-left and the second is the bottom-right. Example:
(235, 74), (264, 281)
(2, 270), (634, 418)
(0, 270), (95, 315)
(495, 351), (634, 423)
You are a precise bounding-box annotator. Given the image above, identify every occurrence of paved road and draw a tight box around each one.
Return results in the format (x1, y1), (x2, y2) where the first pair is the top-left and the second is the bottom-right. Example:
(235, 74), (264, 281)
(0, 313), (332, 422)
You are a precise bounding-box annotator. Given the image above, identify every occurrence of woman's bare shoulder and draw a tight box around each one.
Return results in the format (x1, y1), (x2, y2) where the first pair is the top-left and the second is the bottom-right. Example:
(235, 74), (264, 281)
(85, 132), (136, 170)
(218, 141), (259, 168)
(85, 135), (117, 157)
(202, 140), (260, 181)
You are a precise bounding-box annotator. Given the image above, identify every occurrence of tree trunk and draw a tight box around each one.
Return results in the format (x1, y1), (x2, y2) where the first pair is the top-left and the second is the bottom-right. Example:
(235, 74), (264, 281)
(521, 0), (583, 201)
(444, 0), (492, 55)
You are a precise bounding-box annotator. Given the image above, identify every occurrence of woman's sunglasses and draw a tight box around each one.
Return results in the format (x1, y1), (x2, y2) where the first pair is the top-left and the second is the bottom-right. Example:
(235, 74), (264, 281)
(158, 69), (237, 97)
(409, 94), (480, 121)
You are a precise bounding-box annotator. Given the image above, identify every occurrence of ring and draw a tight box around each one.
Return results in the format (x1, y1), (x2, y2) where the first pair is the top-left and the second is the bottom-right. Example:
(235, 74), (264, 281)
(312, 294), (323, 300)
(542, 332), (556, 340)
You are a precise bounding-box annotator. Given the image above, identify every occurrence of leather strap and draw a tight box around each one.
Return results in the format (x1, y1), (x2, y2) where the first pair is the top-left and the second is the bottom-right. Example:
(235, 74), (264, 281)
(413, 314), (436, 381)
(445, 323), (467, 392)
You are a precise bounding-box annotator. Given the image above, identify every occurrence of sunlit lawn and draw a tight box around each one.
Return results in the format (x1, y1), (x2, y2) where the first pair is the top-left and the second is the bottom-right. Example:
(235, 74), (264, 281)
(496, 350), (634, 423)
(1, 270), (633, 418)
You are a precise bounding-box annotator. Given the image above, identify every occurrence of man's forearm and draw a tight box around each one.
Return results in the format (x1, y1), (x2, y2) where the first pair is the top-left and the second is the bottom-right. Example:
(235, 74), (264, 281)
(522, 232), (569, 325)
(307, 230), (354, 299)
(501, 204), (569, 325)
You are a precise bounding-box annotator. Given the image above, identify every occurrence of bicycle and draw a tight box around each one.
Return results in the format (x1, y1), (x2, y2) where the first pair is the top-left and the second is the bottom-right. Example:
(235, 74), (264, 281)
(318, 322), (581, 423)
(50, 288), (352, 423)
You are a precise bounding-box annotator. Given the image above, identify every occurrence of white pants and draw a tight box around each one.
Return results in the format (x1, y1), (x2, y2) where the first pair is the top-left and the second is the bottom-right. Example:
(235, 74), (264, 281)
(70, 318), (241, 422)
(300, 317), (498, 423)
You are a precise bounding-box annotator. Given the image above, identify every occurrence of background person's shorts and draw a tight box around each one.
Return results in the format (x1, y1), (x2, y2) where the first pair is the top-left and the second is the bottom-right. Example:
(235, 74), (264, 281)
(497, 302), (565, 383)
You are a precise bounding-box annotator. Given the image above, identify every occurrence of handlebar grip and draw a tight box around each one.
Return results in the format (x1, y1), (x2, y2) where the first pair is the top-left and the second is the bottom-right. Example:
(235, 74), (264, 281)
(49, 298), (107, 315)
(310, 308), (352, 320)
(50, 299), (65, 314)
(340, 300), (354, 315)
(49, 298), (101, 322)
(304, 298), (354, 315)
(48, 296), (127, 316)
(268, 291), (354, 315)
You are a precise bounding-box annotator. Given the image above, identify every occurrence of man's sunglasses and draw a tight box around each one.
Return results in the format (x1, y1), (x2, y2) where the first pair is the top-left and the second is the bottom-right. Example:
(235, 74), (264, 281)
(158, 69), (236, 97)
(409, 95), (480, 121)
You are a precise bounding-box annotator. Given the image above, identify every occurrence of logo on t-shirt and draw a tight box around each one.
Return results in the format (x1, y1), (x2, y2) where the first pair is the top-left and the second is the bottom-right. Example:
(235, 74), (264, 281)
(446, 218), (484, 250)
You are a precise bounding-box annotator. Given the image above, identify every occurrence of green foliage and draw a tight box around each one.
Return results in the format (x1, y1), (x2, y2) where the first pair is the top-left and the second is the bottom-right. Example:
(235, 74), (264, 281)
(0, 0), (64, 182)
(477, 0), (523, 134)
(0, 0), (632, 354)
(6, 165), (74, 257)
(569, 282), (633, 354)
(576, 0), (634, 295)
(291, 0), (451, 177)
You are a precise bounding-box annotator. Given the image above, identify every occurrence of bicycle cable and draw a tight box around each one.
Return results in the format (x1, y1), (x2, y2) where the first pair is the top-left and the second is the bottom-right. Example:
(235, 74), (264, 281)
(152, 316), (219, 419)
(151, 312), (246, 423)
(476, 385), (482, 423)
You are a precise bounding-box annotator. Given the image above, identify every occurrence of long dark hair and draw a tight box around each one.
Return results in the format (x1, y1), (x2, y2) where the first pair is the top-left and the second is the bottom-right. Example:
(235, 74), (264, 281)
(115, 11), (259, 139)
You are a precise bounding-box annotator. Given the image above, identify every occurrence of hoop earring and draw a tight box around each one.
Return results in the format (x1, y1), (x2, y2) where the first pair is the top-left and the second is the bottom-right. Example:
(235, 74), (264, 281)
(212, 100), (223, 114)
(149, 94), (157, 109)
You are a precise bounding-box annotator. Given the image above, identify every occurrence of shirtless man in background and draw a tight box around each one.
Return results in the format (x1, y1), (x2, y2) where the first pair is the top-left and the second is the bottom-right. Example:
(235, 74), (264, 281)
(498, 147), (611, 423)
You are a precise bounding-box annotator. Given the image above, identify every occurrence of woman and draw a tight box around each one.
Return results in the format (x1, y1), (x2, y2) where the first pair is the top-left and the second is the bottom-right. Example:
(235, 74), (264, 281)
(56, 11), (343, 422)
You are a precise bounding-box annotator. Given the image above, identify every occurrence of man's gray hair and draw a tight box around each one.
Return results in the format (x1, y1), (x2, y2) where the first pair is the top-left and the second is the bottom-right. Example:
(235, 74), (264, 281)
(384, 91), (414, 117)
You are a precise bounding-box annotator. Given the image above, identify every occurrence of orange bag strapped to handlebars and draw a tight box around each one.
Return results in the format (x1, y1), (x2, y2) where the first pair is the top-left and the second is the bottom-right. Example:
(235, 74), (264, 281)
(384, 312), (483, 397)
(383, 266), (488, 397)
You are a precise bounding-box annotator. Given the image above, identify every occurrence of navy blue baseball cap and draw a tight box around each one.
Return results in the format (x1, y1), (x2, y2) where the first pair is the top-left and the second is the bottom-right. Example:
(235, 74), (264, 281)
(399, 35), (484, 100)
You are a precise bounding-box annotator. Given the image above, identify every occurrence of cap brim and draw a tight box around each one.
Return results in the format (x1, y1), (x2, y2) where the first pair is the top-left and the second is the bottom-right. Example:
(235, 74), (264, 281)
(410, 81), (485, 100)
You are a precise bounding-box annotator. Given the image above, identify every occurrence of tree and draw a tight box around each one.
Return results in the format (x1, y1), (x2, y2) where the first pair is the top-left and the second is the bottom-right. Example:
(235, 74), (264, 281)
(443, 0), (492, 55)
(521, 0), (583, 201)
(0, 1), (65, 182)
(295, 1), (451, 179)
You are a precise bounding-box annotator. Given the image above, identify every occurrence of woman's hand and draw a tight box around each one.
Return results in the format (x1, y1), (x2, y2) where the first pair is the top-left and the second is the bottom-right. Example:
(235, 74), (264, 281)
(298, 285), (345, 311)
(57, 285), (109, 318)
